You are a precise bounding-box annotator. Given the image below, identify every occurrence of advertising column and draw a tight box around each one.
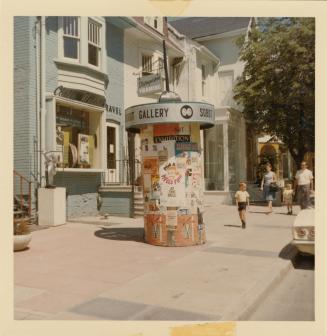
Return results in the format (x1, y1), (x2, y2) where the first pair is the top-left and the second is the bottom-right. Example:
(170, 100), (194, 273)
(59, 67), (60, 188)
(126, 102), (215, 247)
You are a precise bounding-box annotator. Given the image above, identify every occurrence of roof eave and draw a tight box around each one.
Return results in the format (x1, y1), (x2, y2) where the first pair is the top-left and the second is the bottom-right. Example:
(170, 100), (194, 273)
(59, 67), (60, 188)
(193, 27), (248, 42)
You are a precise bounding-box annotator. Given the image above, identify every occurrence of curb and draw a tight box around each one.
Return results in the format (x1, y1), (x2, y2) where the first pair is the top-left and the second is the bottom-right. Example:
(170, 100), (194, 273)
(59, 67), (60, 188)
(221, 246), (298, 321)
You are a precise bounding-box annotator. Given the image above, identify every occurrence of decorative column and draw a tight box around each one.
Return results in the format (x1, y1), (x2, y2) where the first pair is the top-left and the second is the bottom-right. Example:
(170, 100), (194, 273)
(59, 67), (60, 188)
(126, 101), (215, 246)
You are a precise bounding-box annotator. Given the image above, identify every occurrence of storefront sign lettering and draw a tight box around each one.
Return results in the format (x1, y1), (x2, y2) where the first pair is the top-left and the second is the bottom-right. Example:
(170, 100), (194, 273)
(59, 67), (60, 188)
(54, 86), (105, 107)
(139, 108), (169, 119)
(154, 135), (190, 143)
(105, 104), (122, 116)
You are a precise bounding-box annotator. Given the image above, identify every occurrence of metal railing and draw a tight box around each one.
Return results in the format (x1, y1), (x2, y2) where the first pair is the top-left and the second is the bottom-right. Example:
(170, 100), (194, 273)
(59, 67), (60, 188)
(102, 159), (142, 186)
(13, 170), (32, 217)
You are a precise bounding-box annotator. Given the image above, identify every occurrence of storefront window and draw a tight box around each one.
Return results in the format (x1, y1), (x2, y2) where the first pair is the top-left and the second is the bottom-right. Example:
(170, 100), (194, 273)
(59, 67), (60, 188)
(56, 104), (101, 169)
(204, 124), (224, 190)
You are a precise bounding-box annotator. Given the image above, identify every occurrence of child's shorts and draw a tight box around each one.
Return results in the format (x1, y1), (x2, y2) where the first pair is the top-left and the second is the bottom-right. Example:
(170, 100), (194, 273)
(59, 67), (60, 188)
(238, 202), (247, 211)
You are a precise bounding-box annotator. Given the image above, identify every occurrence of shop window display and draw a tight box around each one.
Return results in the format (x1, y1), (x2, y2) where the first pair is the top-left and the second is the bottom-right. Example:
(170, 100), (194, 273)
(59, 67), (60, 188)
(56, 104), (100, 169)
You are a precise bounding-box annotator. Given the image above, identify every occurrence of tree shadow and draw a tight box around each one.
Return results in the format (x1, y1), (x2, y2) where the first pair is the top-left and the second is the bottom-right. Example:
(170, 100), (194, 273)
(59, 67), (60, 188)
(94, 227), (145, 243)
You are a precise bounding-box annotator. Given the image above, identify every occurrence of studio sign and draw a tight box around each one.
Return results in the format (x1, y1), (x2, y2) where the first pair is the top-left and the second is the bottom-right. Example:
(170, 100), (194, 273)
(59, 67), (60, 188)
(125, 102), (215, 132)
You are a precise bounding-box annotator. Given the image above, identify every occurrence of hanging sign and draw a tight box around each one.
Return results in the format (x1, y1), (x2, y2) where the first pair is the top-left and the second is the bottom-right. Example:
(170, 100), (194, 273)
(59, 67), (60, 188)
(137, 74), (163, 96)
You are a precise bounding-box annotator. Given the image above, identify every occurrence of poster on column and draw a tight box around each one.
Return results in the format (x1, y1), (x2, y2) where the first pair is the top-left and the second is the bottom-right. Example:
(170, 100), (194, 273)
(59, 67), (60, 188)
(143, 157), (158, 175)
(160, 158), (184, 207)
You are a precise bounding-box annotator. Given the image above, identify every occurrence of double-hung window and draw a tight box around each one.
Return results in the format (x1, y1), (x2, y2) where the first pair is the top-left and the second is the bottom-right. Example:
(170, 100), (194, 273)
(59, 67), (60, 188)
(63, 16), (80, 60)
(88, 19), (101, 67)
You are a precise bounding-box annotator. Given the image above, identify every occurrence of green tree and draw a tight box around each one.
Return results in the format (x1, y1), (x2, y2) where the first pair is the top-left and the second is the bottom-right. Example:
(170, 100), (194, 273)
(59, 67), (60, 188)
(234, 17), (315, 168)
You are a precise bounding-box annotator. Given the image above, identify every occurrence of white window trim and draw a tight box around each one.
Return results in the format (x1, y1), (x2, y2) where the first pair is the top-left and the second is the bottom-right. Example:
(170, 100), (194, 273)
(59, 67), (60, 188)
(49, 96), (106, 172)
(58, 16), (106, 73)
(58, 16), (81, 64)
(138, 48), (164, 76)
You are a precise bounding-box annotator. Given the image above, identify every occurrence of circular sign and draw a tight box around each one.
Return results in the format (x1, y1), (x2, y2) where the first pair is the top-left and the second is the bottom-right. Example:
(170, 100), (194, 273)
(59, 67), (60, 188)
(125, 101), (215, 133)
(180, 105), (193, 119)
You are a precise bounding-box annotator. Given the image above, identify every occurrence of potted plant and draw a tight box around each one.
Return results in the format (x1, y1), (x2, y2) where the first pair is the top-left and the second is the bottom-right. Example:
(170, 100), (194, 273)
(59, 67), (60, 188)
(14, 218), (32, 251)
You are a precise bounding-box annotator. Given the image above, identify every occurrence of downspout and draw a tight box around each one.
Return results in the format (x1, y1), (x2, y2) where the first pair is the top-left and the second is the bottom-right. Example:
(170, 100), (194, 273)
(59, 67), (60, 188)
(40, 16), (46, 187)
(35, 18), (41, 212)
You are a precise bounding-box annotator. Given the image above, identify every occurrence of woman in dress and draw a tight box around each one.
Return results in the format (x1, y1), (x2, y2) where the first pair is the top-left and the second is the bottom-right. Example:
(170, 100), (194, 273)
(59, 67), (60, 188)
(260, 163), (277, 214)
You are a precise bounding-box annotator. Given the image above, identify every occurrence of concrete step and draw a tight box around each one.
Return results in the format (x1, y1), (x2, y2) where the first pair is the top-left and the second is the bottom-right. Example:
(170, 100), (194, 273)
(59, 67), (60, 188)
(99, 185), (132, 193)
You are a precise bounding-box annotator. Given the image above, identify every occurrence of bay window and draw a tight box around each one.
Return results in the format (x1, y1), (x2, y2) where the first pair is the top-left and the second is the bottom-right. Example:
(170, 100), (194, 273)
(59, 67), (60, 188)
(63, 17), (80, 60)
(59, 17), (104, 71)
(88, 19), (101, 67)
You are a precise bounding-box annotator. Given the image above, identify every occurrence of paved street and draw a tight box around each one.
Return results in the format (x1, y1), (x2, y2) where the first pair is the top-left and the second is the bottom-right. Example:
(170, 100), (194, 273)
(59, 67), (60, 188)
(14, 203), (314, 321)
(248, 254), (314, 321)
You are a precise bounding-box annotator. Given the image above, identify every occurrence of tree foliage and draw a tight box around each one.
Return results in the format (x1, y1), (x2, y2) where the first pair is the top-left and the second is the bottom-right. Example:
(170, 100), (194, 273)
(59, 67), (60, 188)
(234, 17), (315, 168)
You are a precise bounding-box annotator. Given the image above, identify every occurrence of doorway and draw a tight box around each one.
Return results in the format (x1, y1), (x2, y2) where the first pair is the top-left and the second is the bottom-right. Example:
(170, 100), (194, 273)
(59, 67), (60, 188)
(106, 122), (119, 183)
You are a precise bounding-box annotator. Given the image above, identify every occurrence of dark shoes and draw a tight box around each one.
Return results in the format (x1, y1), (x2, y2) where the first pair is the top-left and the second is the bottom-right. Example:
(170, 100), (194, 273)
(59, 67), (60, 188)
(241, 220), (246, 229)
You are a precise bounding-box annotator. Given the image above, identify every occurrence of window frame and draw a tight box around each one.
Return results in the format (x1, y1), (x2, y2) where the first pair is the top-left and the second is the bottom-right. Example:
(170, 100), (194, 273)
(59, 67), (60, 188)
(60, 16), (81, 62)
(58, 16), (105, 72)
(141, 53), (154, 77)
(87, 18), (102, 68)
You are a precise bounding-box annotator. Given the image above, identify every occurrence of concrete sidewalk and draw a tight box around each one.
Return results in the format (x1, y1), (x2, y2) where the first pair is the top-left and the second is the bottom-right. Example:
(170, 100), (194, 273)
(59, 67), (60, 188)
(14, 204), (299, 320)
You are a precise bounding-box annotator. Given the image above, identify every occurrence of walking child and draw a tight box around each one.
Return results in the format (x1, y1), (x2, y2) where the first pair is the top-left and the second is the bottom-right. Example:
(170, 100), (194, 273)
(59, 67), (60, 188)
(282, 183), (294, 215)
(235, 182), (250, 229)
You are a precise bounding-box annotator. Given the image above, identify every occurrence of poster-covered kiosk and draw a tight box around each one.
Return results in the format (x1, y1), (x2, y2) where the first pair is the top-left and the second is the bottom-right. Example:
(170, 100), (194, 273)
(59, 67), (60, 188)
(126, 93), (215, 247)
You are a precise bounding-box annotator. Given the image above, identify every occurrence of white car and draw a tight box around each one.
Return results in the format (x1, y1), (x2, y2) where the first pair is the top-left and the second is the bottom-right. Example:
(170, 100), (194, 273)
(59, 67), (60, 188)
(292, 209), (315, 255)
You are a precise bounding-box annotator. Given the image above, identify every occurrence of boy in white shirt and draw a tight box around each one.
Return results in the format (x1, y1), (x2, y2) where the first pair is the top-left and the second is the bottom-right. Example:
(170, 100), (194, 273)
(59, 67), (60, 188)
(235, 182), (250, 229)
(294, 161), (314, 209)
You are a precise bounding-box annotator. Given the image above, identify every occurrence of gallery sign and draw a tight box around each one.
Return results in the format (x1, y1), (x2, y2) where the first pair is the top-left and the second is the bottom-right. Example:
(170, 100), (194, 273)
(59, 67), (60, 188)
(125, 102), (215, 132)
(137, 74), (163, 96)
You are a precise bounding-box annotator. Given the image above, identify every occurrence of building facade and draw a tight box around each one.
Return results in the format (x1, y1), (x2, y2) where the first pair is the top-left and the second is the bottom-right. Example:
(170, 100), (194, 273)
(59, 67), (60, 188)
(170, 17), (257, 203)
(14, 16), (256, 222)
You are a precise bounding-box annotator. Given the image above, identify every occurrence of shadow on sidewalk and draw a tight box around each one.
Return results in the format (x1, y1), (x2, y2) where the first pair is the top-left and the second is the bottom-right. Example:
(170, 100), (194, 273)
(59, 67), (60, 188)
(94, 227), (145, 243)
(224, 224), (242, 228)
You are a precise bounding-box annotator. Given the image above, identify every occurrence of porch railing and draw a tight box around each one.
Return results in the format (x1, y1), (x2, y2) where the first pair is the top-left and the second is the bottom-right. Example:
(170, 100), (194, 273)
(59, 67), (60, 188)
(13, 170), (32, 217)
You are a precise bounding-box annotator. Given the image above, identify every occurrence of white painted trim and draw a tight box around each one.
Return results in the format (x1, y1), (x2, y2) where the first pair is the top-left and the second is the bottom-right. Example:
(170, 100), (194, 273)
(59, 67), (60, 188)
(57, 168), (105, 173)
(57, 16), (106, 72)
(105, 121), (120, 182)
(55, 96), (104, 113)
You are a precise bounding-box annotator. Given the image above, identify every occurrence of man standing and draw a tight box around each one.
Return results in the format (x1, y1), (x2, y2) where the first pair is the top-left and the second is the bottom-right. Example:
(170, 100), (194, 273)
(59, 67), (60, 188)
(294, 161), (314, 209)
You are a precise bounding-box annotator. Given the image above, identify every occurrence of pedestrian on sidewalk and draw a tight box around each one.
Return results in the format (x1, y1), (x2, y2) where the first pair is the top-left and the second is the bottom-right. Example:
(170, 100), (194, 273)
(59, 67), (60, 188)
(235, 182), (250, 229)
(282, 183), (294, 215)
(260, 163), (277, 214)
(294, 161), (314, 209)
